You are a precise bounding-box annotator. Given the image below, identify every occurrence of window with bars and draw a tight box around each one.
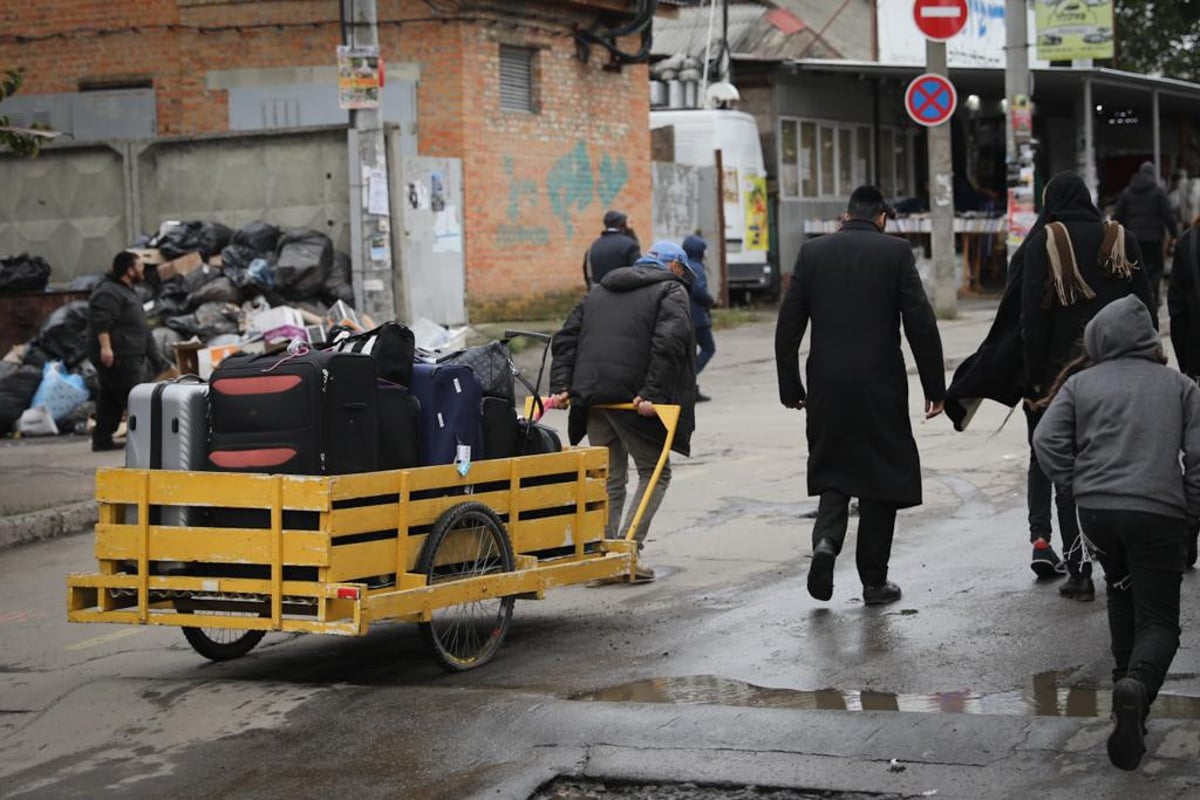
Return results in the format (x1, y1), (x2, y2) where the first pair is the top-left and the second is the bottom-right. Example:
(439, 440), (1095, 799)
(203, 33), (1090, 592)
(499, 45), (536, 113)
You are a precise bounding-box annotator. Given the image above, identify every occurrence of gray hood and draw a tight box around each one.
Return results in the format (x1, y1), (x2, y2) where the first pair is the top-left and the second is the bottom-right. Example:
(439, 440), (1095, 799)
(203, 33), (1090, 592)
(1129, 162), (1159, 193)
(1084, 294), (1160, 363)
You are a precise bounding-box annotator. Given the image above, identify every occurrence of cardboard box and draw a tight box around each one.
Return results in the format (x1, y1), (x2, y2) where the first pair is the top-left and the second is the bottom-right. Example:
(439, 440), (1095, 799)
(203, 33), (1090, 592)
(172, 341), (203, 376)
(158, 251), (204, 281)
(248, 306), (304, 334)
(127, 247), (164, 266)
(197, 340), (266, 380)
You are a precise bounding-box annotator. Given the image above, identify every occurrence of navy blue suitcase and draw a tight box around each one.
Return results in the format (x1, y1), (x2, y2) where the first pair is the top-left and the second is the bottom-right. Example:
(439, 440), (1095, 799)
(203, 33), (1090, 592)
(409, 362), (483, 467)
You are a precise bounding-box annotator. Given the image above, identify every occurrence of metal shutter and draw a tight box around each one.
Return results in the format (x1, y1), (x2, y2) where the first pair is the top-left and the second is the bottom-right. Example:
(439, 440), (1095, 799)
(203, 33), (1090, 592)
(499, 46), (534, 112)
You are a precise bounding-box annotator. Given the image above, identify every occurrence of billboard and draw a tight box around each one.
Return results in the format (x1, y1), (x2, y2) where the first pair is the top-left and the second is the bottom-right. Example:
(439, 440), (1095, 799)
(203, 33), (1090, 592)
(878, 1), (1050, 69)
(1035, 0), (1114, 61)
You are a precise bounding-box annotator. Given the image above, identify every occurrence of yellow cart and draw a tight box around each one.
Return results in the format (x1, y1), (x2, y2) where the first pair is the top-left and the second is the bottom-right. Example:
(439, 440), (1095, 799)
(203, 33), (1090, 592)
(67, 403), (678, 671)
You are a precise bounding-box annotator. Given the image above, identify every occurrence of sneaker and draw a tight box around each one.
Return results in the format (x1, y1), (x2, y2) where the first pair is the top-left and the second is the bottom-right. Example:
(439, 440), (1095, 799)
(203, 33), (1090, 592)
(1108, 678), (1148, 771)
(1059, 574), (1095, 601)
(807, 538), (836, 601)
(863, 581), (902, 606)
(1031, 539), (1066, 579)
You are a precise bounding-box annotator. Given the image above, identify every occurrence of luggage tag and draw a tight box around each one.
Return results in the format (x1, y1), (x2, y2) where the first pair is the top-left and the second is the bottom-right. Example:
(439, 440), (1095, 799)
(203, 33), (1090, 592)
(455, 440), (472, 477)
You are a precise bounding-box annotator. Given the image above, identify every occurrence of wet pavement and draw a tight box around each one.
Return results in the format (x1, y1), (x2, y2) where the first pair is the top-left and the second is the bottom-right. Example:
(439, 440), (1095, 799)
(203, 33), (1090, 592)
(2, 305), (1199, 799)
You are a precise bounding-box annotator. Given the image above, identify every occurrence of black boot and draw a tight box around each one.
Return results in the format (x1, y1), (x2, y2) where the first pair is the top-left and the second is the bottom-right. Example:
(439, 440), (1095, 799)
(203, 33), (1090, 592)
(807, 538), (836, 601)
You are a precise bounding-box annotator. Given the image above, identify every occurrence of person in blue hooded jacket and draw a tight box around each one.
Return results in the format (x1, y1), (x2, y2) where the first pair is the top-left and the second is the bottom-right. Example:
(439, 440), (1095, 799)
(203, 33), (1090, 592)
(682, 235), (717, 402)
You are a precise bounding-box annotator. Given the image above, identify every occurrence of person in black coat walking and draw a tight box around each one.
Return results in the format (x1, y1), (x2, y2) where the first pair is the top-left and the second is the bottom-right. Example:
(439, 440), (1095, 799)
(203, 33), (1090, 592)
(86, 250), (156, 452)
(1022, 171), (1155, 600)
(775, 185), (945, 607)
(551, 240), (696, 583)
(682, 234), (717, 401)
(1114, 162), (1177, 310)
(1166, 217), (1200, 568)
(582, 210), (641, 288)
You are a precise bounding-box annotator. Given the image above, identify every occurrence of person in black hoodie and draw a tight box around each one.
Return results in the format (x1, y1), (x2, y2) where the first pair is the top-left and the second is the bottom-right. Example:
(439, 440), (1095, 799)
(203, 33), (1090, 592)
(1114, 162), (1177, 310)
(550, 240), (696, 583)
(1021, 172), (1155, 600)
(1166, 216), (1200, 567)
(86, 250), (156, 452)
(582, 210), (640, 289)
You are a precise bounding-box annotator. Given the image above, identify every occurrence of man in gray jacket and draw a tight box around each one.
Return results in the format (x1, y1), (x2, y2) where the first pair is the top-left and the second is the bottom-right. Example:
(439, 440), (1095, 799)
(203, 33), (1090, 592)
(1033, 294), (1200, 770)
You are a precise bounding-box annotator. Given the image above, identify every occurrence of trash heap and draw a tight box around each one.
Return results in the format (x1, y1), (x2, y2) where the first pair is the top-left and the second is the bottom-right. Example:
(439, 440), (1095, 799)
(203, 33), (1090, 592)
(0, 218), (361, 439)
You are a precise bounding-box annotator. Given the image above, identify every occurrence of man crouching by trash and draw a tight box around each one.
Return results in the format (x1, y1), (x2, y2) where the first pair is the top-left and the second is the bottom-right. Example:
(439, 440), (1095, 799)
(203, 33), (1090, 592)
(548, 240), (697, 584)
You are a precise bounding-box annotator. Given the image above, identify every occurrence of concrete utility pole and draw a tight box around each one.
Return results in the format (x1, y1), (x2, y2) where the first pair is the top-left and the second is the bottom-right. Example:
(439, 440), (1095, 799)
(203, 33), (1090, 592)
(1003, 0), (1029, 170)
(345, 0), (397, 323)
(926, 39), (956, 318)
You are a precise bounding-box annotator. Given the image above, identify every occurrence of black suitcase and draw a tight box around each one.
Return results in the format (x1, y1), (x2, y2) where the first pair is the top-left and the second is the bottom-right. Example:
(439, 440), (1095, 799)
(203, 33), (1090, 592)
(378, 380), (421, 469)
(481, 395), (519, 460)
(207, 349), (379, 475)
(329, 321), (415, 386)
(409, 361), (483, 467)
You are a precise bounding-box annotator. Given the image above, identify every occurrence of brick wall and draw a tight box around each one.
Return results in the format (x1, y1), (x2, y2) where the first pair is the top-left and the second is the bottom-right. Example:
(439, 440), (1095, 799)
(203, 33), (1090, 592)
(1, 0), (652, 313)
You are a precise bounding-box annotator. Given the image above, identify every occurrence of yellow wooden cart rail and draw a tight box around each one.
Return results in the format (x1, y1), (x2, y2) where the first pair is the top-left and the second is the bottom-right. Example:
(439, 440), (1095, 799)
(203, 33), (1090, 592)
(67, 403), (679, 671)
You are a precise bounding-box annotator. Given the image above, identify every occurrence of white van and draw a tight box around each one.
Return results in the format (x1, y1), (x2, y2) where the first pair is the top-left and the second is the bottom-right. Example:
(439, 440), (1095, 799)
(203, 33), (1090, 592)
(649, 108), (775, 296)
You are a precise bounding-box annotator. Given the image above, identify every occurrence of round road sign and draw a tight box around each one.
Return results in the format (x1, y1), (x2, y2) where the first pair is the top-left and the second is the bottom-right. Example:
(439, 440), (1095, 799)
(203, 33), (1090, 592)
(905, 73), (958, 127)
(913, 0), (968, 41)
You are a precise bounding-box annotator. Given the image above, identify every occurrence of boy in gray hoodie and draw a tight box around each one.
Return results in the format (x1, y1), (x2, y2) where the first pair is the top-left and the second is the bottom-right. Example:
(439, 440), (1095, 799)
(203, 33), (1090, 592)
(1033, 294), (1200, 771)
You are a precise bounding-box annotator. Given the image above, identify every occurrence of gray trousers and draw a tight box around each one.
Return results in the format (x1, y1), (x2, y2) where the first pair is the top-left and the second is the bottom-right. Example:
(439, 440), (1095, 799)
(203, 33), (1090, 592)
(587, 408), (672, 548)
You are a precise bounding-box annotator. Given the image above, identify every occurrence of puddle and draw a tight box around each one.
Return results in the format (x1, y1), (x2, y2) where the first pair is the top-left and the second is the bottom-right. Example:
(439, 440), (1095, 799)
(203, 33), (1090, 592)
(570, 672), (1200, 720)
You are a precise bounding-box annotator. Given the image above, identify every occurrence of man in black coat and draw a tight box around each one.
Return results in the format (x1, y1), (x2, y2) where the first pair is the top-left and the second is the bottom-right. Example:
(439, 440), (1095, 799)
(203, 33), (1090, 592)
(775, 185), (945, 607)
(1166, 221), (1200, 568)
(86, 250), (155, 452)
(1114, 162), (1177, 310)
(551, 240), (696, 583)
(582, 209), (641, 288)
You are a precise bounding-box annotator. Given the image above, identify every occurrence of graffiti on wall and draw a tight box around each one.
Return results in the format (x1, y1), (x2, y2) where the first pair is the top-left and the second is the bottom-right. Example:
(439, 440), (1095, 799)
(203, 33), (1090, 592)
(497, 140), (630, 246)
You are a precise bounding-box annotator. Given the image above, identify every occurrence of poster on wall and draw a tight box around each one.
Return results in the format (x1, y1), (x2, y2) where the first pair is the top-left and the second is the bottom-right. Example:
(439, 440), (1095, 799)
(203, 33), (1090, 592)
(744, 174), (769, 252)
(1035, 0), (1113, 61)
(338, 45), (382, 110)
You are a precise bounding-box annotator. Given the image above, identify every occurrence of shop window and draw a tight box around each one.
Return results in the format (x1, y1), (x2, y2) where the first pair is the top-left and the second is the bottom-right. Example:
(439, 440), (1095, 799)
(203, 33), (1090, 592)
(499, 45), (536, 113)
(780, 117), (912, 201)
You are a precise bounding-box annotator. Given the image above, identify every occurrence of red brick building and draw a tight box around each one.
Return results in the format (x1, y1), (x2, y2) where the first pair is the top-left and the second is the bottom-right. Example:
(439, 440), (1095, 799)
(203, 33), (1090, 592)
(1, 0), (664, 316)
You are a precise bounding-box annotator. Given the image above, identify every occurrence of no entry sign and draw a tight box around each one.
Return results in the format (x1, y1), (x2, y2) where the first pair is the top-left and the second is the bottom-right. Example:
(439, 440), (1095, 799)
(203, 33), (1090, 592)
(905, 73), (957, 127)
(913, 0), (968, 41)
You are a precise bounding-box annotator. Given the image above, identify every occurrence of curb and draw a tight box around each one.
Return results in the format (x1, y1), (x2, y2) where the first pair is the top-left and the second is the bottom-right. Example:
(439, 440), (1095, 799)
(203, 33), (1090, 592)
(0, 501), (97, 551)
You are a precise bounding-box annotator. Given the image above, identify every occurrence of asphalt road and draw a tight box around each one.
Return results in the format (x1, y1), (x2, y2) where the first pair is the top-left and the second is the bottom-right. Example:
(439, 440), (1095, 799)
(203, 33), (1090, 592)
(1, 317), (1198, 799)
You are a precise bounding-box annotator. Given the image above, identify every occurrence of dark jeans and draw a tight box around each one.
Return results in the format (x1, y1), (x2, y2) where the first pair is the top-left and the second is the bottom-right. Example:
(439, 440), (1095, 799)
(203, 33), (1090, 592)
(94, 358), (144, 447)
(695, 325), (715, 375)
(812, 488), (897, 587)
(1025, 406), (1088, 576)
(1139, 238), (1164, 313)
(1078, 507), (1186, 704)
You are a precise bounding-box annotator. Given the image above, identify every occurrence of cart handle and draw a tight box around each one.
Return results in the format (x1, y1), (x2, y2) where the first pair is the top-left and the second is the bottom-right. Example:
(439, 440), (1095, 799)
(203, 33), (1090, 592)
(525, 399), (680, 543)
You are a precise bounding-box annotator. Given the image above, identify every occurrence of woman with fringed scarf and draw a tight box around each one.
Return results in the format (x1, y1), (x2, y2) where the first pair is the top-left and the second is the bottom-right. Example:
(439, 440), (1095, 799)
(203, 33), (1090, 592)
(1020, 172), (1155, 600)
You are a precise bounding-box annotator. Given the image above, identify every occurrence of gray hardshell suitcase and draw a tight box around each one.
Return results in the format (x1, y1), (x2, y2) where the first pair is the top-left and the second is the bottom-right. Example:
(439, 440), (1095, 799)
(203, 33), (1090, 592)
(125, 376), (209, 527)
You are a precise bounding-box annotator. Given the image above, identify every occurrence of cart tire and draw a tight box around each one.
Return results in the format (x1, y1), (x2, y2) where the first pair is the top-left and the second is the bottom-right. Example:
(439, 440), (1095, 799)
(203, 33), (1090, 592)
(178, 609), (267, 662)
(417, 501), (516, 672)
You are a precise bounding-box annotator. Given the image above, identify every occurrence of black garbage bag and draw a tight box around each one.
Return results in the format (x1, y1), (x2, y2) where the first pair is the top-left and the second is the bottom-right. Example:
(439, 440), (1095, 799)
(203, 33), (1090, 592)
(323, 250), (354, 305)
(73, 358), (101, 399)
(0, 254), (52, 293)
(178, 263), (223, 297)
(156, 220), (234, 261)
(232, 221), (281, 254)
(20, 344), (48, 368)
(0, 364), (42, 435)
(31, 301), (90, 368)
(275, 229), (332, 302)
(68, 274), (104, 292)
(186, 276), (241, 310)
(166, 302), (241, 340)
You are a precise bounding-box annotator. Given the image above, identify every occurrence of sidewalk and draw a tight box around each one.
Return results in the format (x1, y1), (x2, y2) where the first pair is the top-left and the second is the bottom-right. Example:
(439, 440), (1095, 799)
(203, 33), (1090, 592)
(0, 299), (1002, 551)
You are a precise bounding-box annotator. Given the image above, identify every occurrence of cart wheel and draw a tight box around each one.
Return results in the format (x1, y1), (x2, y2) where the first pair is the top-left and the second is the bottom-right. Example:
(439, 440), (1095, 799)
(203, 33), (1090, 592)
(417, 502), (516, 672)
(178, 608), (267, 662)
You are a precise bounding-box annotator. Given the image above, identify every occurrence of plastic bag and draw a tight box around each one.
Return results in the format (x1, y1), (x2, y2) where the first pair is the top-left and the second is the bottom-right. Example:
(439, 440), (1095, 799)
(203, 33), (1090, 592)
(30, 361), (90, 422)
(323, 251), (354, 305)
(0, 254), (52, 292)
(232, 221), (281, 254)
(31, 301), (90, 368)
(186, 276), (241, 310)
(155, 220), (233, 261)
(274, 229), (332, 302)
(17, 406), (58, 437)
(0, 364), (42, 435)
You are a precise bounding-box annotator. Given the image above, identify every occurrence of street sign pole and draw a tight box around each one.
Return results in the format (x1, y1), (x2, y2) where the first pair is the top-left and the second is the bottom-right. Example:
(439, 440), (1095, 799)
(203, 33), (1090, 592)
(926, 38), (956, 318)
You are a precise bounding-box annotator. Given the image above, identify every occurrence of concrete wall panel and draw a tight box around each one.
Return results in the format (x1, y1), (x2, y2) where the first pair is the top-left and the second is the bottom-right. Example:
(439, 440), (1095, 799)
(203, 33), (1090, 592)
(0, 146), (128, 280)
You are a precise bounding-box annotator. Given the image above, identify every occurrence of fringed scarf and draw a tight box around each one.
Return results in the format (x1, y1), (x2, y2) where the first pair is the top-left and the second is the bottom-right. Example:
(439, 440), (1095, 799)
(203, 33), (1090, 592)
(1042, 221), (1140, 309)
